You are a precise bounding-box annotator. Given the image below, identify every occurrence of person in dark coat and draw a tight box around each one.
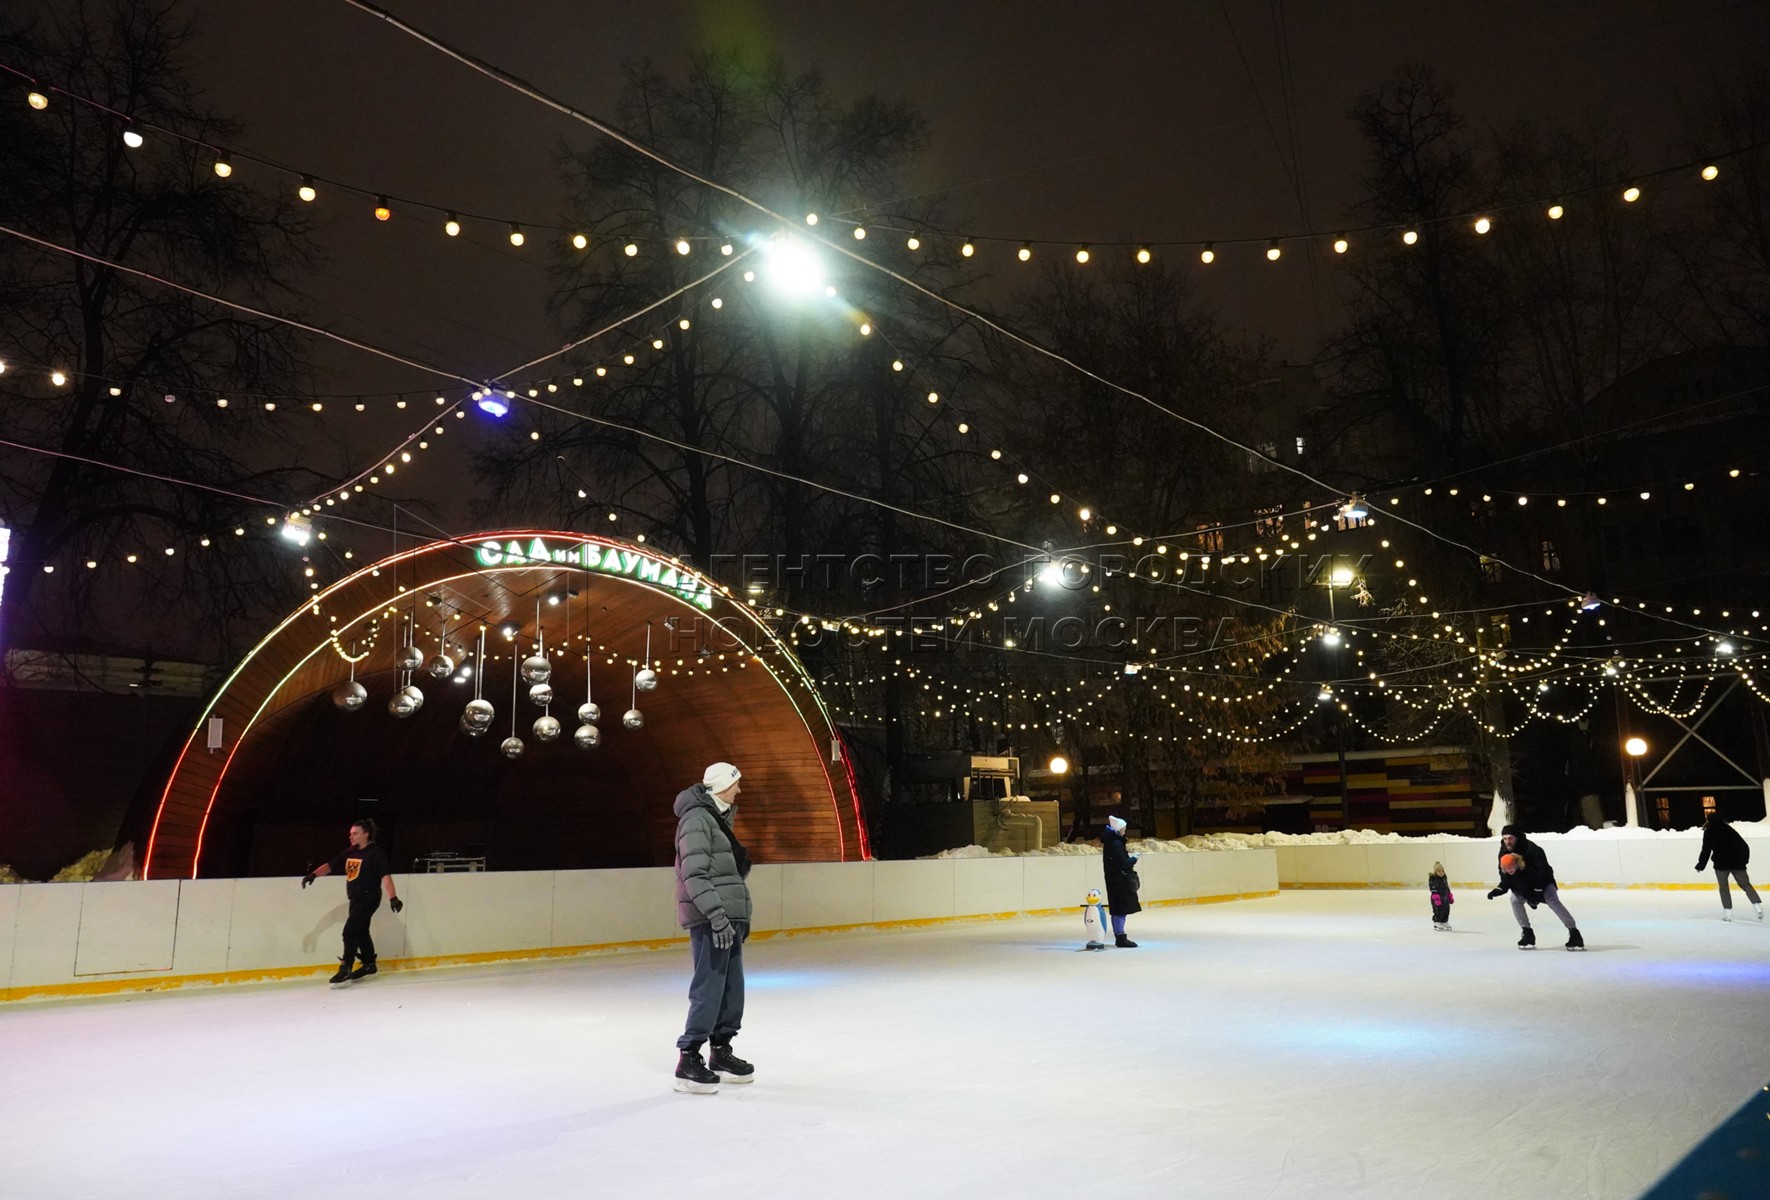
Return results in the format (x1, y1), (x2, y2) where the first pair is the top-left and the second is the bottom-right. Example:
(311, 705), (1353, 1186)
(672, 762), (754, 1093)
(1487, 825), (1583, 950)
(1428, 861), (1454, 931)
(1100, 815), (1142, 948)
(1695, 813), (1762, 921)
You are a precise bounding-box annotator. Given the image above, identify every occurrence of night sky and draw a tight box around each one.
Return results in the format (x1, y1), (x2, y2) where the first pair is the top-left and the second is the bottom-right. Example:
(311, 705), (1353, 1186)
(187, 1), (1764, 369)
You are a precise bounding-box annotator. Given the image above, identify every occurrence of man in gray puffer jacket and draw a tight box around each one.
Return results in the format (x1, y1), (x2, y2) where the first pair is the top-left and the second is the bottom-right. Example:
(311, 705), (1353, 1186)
(672, 761), (754, 1093)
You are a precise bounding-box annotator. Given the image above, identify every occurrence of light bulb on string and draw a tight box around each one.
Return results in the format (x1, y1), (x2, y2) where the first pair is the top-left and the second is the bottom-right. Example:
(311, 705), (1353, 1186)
(1547, 202), (1565, 220)
(960, 239), (975, 258)
(1622, 186), (1641, 203)
(509, 223), (525, 247)
(373, 197), (392, 221)
(1135, 245), (1152, 264)
(1701, 164), (1719, 181)
(27, 90), (49, 110)
(1017, 242), (1032, 262)
(297, 176), (317, 202)
(906, 234), (921, 251)
(1332, 235), (1349, 254)
(1402, 229), (1419, 245)
(1075, 245), (1091, 264)
(1199, 243), (1215, 264)
(1266, 239), (1282, 261)
(443, 212), (461, 237)
(122, 122), (144, 149)
(212, 152), (233, 178)
(1473, 215), (1491, 234)
(623, 242), (638, 257)
(674, 238), (691, 255)
(571, 232), (589, 250)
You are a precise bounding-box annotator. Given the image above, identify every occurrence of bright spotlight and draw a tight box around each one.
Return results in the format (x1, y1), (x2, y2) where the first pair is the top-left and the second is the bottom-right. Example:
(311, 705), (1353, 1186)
(1624, 736), (1648, 757)
(1322, 628), (1342, 647)
(279, 512), (313, 546)
(761, 236), (827, 297)
(1049, 755), (1070, 775)
(475, 390), (511, 419)
(1037, 562), (1064, 588)
(1329, 566), (1355, 587)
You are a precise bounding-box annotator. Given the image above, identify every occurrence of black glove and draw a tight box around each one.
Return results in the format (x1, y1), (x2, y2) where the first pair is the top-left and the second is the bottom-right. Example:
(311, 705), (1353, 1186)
(301, 872), (316, 889)
(710, 912), (735, 950)
(389, 896), (404, 914)
(1487, 887), (1504, 900)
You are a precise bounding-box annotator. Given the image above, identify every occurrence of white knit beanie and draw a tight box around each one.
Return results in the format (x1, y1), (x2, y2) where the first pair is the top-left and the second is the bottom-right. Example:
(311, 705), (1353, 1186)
(702, 762), (742, 793)
(1106, 816), (1126, 834)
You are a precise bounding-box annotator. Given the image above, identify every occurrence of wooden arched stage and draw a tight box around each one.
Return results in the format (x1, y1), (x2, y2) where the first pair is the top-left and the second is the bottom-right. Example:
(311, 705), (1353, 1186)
(142, 531), (868, 879)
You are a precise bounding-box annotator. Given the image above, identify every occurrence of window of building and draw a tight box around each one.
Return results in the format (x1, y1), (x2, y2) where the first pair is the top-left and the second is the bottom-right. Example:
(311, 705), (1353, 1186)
(1540, 539), (1561, 572)
(1701, 794), (1718, 818)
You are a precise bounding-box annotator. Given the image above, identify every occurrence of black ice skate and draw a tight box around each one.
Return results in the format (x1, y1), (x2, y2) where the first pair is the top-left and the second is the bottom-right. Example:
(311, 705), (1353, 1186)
(1517, 928), (1536, 950)
(1115, 934), (1139, 948)
(328, 960), (354, 986)
(1564, 928), (1585, 951)
(709, 1042), (754, 1084)
(1082, 941), (1108, 951)
(349, 960), (378, 981)
(673, 1049), (720, 1094)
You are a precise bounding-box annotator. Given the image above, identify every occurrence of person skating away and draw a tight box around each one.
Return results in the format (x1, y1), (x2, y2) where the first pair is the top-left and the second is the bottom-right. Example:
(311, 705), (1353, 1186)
(1101, 815), (1142, 948)
(1428, 861), (1454, 931)
(672, 762), (754, 1094)
(301, 818), (403, 985)
(1487, 825), (1583, 950)
(1695, 812), (1762, 922)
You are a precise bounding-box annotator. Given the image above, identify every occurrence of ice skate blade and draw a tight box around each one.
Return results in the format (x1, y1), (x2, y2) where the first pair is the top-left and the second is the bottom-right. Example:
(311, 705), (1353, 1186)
(673, 1078), (719, 1095)
(715, 1070), (754, 1084)
(328, 979), (353, 988)
(1566, 945), (1586, 951)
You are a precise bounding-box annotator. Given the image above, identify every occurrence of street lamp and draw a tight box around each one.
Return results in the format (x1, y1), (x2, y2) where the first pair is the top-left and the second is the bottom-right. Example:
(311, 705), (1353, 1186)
(1049, 755), (1070, 775)
(1624, 736), (1649, 828)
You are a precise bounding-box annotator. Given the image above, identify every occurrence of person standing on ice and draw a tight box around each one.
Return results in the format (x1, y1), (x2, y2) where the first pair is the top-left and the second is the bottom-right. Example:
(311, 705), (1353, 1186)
(1694, 812), (1762, 922)
(672, 762), (754, 1094)
(1100, 816), (1142, 948)
(1428, 862), (1454, 931)
(300, 818), (403, 986)
(1486, 825), (1583, 950)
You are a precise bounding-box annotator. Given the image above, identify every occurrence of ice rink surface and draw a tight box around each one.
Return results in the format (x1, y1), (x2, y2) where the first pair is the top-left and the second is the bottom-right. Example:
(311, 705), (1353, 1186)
(4, 889), (1768, 1200)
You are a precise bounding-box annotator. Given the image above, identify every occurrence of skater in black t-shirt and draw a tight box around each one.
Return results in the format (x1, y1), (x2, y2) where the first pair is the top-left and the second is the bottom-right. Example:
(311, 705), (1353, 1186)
(302, 819), (403, 985)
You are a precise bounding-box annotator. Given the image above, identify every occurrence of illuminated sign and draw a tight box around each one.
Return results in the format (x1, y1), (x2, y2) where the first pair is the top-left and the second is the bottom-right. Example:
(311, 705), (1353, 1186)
(474, 537), (714, 610)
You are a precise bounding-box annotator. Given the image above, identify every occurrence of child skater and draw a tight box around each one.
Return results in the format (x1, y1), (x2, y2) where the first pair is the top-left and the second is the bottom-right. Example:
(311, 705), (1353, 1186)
(1428, 861), (1454, 931)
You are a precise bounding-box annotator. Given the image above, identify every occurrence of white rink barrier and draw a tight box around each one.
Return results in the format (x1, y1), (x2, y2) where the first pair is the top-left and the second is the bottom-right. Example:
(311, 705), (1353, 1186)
(1273, 831), (1770, 890)
(0, 849), (1277, 1001)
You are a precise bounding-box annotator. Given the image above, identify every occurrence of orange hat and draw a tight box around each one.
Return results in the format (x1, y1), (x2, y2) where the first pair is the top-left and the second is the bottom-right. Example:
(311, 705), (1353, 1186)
(1500, 853), (1525, 872)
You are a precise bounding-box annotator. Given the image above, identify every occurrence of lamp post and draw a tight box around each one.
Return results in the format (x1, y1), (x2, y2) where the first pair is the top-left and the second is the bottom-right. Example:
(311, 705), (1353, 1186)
(1320, 560), (1353, 828)
(1624, 736), (1649, 828)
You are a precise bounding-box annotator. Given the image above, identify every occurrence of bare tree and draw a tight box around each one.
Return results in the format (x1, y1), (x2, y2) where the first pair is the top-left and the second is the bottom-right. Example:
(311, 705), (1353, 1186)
(0, 0), (320, 661)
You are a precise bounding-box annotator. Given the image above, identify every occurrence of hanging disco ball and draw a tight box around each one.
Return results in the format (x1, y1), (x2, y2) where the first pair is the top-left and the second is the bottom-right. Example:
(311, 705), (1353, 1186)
(463, 698), (495, 727)
(533, 714), (561, 742)
(460, 713), (490, 737)
(573, 723), (602, 749)
(388, 690), (419, 718)
(577, 701), (602, 724)
(622, 707), (645, 730)
(635, 668), (659, 692)
(332, 681), (367, 712)
(520, 654), (552, 685)
(528, 682), (554, 707)
(500, 736), (525, 759)
(399, 683), (425, 713)
(397, 645), (425, 672)
(426, 652), (456, 679)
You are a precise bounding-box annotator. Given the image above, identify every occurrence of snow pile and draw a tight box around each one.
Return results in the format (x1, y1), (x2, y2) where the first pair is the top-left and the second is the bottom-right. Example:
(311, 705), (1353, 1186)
(925, 817), (1770, 859)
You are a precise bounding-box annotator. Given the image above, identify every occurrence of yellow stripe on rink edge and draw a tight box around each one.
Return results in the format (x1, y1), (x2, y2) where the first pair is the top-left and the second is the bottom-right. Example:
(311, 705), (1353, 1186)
(0, 888), (1280, 1004)
(1281, 880), (1720, 891)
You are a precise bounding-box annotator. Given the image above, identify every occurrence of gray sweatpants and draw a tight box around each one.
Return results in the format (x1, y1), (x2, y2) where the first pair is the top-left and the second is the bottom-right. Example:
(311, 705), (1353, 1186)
(1512, 883), (1578, 931)
(677, 921), (747, 1052)
(1713, 867), (1761, 909)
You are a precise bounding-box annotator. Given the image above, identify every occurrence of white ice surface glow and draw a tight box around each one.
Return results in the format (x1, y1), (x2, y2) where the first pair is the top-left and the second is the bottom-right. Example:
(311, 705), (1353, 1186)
(3, 889), (1767, 1199)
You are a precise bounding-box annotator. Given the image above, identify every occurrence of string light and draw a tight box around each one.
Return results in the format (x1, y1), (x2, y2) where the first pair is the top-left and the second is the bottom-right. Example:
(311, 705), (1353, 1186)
(1402, 229), (1419, 245)
(1332, 235), (1349, 254)
(1075, 245), (1091, 264)
(1266, 240), (1282, 261)
(1623, 186), (1641, 203)
(1136, 245), (1152, 264)
(571, 232), (588, 250)
(373, 197), (392, 221)
(1547, 203), (1565, 220)
(1200, 244), (1215, 264)
(1701, 164), (1719, 181)
(297, 176), (317, 202)
(509, 223), (525, 247)
(1017, 243), (1032, 262)
(444, 213), (461, 237)
(27, 90), (49, 110)
(212, 152), (233, 179)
